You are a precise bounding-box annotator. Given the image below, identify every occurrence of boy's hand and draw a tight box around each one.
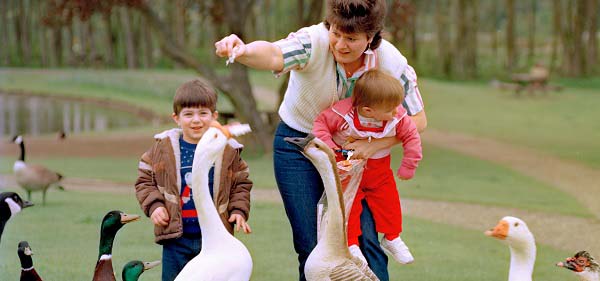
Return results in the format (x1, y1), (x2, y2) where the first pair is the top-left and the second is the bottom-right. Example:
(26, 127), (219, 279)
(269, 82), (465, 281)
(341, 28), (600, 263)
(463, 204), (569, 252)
(228, 214), (252, 234)
(150, 207), (169, 226)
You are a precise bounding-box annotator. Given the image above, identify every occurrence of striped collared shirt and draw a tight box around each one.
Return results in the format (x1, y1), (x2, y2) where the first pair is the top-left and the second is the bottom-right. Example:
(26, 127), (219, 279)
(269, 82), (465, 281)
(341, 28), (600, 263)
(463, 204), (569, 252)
(274, 29), (423, 115)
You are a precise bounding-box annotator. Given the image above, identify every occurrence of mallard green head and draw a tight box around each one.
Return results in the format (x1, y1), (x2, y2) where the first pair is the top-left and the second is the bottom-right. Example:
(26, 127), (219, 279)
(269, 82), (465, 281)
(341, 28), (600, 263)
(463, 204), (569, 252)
(17, 240), (34, 269)
(122, 260), (161, 281)
(98, 210), (140, 259)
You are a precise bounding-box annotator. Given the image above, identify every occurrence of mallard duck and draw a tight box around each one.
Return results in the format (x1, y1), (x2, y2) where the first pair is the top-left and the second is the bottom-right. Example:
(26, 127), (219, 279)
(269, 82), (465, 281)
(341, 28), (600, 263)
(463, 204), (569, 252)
(11, 135), (63, 205)
(485, 216), (536, 281)
(557, 251), (599, 281)
(122, 260), (161, 281)
(17, 241), (43, 281)
(285, 134), (378, 281)
(93, 210), (140, 281)
(175, 124), (253, 281)
(0, 192), (33, 244)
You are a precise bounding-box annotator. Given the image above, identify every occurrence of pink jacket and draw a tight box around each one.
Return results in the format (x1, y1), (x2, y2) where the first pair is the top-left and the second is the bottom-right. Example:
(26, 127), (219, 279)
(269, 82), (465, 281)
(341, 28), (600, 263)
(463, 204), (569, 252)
(313, 98), (422, 179)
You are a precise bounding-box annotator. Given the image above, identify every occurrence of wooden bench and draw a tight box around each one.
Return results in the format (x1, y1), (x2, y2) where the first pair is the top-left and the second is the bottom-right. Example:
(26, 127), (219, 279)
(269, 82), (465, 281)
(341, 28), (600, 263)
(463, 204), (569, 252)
(510, 64), (562, 95)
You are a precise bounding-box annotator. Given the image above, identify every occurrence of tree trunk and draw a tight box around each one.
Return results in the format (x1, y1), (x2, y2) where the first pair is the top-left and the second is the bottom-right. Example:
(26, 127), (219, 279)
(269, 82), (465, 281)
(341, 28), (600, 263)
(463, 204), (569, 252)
(0, 0), (11, 65)
(140, 16), (153, 68)
(436, 0), (452, 77)
(409, 0), (418, 62)
(120, 7), (137, 69)
(573, 0), (586, 75)
(505, 0), (516, 71)
(16, 0), (31, 65)
(134, 1), (272, 152)
(455, 0), (468, 77)
(491, 1), (499, 60)
(527, 0), (536, 64)
(102, 13), (115, 66)
(550, 0), (561, 73)
(586, 0), (598, 73)
(466, 0), (478, 77)
(175, 0), (186, 48)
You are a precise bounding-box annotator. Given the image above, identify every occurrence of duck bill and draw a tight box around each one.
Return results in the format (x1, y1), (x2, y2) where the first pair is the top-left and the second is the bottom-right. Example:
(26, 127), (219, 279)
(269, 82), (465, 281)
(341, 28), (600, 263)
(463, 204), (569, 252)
(120, 213), (140, 224)
(284, 134), (315, 150)
(143, 260), (161, 271)
(556, 260), (579, 272)
(484, 220), (508, 240)
(22, 200), (34, 208)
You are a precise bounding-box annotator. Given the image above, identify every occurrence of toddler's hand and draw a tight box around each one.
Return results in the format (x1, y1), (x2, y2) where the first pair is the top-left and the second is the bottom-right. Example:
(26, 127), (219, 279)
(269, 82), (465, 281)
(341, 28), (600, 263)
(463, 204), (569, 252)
(228, 213), (252, 234)
(397, 168), (415, 181)
(150, 207), (169, 227)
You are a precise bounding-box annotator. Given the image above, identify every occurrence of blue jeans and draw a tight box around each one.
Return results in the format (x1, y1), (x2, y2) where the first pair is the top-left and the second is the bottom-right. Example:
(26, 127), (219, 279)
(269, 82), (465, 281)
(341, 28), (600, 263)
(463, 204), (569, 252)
(161, 234), (202, 281)
(273, 121), (389, 281)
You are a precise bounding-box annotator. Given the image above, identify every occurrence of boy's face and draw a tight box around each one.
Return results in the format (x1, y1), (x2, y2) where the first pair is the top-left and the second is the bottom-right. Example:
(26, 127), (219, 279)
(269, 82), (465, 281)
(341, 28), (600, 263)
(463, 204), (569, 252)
(172, 106), (218, 144)
(361, 103), (398, 121)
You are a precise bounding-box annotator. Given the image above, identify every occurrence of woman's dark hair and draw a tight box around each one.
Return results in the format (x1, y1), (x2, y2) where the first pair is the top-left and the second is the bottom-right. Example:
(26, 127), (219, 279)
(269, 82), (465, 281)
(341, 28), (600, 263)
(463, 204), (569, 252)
(324, 0), (386, 50)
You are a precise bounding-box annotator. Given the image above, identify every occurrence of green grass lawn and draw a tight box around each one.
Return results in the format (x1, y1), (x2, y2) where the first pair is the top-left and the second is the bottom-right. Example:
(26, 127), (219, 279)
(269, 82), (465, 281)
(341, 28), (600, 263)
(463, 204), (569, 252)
(0, 188), (574, 281)
(1, 141), (590, 216)
(420, 78), (600, 168)
(394, 144), (592, 218)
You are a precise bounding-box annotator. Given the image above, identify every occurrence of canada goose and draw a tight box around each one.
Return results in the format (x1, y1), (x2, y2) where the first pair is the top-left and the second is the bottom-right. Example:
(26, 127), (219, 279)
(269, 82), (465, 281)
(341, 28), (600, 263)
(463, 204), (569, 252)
(93, 210), (140, 281)
(485, 216), (536, 281)
(285, 134), (378, 281)
(556, 251), (599, 281)
(175, 124), (253, 281)
(11, 135), (64, 205)
(18, 241), (43, 281)
(0, 192), (33, 244)
(122, 260), (161, 281)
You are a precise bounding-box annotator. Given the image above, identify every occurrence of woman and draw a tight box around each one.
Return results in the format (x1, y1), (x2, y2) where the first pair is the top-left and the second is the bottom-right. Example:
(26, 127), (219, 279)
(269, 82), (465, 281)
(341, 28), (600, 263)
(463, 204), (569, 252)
(215, 1), (426, 280)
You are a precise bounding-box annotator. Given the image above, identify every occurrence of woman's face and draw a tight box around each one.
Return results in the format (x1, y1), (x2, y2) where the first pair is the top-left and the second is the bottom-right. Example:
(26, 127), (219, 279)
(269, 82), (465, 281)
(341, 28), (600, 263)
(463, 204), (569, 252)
(328, 25), (371, 65)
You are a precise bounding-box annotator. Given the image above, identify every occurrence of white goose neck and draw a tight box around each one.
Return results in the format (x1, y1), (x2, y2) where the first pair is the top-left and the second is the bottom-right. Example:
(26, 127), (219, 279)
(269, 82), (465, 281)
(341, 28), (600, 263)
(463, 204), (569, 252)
(508, 242), (536, 281)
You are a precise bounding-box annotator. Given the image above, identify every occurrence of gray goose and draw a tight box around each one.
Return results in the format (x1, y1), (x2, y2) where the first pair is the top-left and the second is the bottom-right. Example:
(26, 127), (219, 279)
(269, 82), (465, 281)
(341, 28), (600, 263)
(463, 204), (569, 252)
(12, 135), (63, 205)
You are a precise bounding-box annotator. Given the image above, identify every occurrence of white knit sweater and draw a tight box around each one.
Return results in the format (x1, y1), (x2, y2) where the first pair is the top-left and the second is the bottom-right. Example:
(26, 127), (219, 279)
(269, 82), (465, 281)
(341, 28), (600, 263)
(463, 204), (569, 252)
(278, 23), (414, 133)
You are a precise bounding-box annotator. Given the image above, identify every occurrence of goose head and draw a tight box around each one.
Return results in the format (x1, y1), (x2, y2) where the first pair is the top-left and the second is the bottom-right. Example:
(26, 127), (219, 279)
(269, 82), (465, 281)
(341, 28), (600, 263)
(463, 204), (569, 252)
(97, 210), (140, 258)
(485, 216), (535, 247)
(17, 241), (34, 269)
(284, 134), (337, 165)
(11, 135), (23, 144)
(122, 260), (161, 281)
(195, 121), (252, 163)
(1, 192), (34, 218)
(557, 251), (599, 279)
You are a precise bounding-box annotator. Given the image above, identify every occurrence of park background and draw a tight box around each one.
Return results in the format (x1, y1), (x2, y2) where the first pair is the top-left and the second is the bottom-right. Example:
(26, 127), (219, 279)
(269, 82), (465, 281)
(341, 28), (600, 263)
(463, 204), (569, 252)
(0, 0), (599, 280)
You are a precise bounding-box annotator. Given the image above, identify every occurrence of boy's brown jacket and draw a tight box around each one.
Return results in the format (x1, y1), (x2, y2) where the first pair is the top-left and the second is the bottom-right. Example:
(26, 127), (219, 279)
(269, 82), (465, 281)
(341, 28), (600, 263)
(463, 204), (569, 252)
(135, 128), (252, 243)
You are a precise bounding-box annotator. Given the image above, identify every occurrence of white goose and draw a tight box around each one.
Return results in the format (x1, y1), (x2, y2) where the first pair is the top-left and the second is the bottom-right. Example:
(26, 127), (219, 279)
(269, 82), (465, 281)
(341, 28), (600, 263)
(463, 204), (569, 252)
(556, 251), (599, 281)
(175, 123), (252, 281)
(285, 134), (378, 281)
(485, 216), (536, 281)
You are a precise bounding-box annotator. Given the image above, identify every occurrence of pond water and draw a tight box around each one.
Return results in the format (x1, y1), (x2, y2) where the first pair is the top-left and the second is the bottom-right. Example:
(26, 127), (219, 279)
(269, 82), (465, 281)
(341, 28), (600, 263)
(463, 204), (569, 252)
(0, 92), (155, 138)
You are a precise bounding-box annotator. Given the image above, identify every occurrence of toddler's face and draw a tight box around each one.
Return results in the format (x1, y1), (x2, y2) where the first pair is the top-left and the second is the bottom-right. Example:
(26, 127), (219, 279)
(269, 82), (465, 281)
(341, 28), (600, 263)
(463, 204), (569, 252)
(367, 103), (398, 121)
(172, 106), (218, 144)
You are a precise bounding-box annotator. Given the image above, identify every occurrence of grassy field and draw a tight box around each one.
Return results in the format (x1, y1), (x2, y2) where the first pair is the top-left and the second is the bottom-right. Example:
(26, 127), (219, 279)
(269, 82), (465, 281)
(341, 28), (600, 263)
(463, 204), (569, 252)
(0, 68), (597, 280)
(0, 188), (574, 281)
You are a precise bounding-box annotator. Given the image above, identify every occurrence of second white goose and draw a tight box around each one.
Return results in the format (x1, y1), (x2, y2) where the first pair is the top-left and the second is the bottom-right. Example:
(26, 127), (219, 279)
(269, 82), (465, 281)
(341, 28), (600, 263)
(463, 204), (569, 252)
(285, 134), (378, 281)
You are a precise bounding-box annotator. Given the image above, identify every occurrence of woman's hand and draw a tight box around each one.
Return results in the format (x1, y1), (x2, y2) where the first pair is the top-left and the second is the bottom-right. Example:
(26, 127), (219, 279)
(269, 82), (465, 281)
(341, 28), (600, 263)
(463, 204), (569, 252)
(214, 34), (246, 60)
(342, 137), (399, 159)
(150, 206), (169, 227)
(228, 213), (252, 234)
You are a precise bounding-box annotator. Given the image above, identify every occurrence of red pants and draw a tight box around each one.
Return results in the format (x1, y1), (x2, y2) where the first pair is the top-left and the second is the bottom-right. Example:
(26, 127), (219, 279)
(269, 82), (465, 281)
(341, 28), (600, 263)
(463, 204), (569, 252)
(346, 155), (402, 246)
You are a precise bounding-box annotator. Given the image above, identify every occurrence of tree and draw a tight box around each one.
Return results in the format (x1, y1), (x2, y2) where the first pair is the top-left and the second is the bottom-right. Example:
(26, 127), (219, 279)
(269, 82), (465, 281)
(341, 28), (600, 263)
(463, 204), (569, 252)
(435, 0), (452, 77)
(505, 0), (516, 71)
(43, 0), (273, 151)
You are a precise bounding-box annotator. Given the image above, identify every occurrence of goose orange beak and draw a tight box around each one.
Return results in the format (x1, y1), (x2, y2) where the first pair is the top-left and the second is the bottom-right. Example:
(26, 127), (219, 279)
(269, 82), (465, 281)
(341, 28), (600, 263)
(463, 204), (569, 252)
(485, 219), (509, 240)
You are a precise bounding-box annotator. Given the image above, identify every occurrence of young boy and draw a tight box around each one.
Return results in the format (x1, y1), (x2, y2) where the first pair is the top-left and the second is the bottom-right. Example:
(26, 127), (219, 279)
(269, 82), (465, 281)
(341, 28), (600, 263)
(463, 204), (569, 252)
(135, 79), (253, 281)
(313, 69), (422, 265)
